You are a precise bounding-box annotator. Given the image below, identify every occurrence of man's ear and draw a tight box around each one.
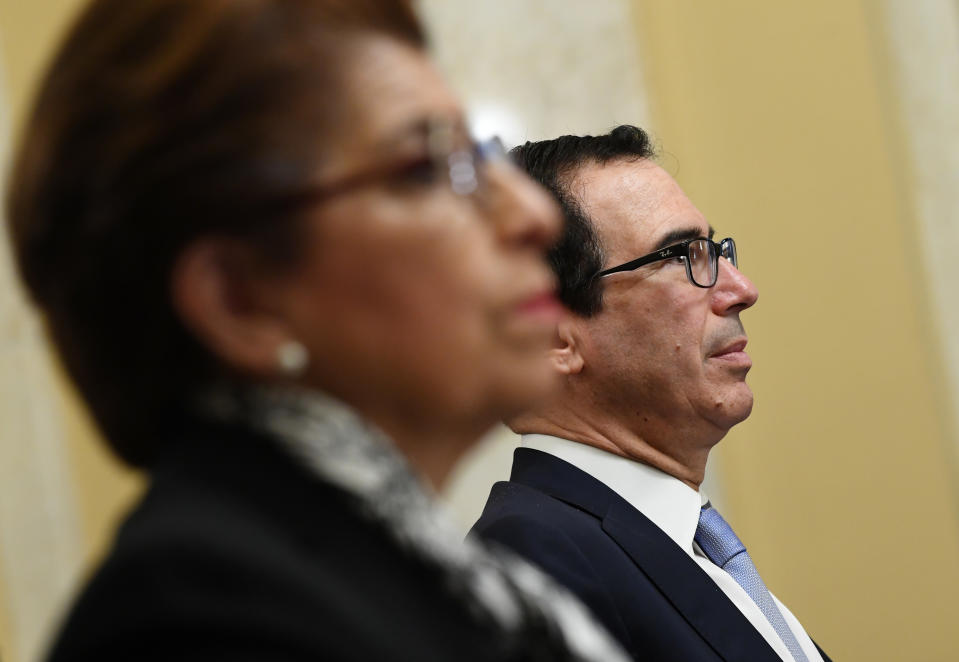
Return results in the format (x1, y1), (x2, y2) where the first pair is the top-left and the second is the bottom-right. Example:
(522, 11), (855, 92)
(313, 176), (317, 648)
(170, 238), (294, 380)
(550, 318), (585, 375)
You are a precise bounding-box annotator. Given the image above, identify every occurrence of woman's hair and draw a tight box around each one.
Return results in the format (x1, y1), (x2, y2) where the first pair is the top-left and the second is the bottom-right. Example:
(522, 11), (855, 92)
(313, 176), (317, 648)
(5, 0), (425, 466)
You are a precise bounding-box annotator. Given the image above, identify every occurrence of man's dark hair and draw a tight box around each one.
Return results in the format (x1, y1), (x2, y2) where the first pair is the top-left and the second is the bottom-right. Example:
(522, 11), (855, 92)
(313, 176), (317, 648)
(511, 125), (655, 316)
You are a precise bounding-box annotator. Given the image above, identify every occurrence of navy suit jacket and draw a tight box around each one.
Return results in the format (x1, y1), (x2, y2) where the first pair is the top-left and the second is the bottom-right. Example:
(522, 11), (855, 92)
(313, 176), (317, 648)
(471, 448), (831, 662)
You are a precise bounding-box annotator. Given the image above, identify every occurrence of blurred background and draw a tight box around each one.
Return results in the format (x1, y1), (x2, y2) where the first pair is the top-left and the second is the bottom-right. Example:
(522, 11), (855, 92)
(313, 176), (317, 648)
(1, 1), (958, 660)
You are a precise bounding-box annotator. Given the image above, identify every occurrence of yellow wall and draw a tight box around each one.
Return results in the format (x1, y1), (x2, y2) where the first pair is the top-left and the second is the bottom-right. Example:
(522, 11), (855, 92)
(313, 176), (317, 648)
(53, 364), (143, 564)
(633, 1), (959, 660)
(0, 563), (10, 662)
(3, 1), (959, 661)
(0, 0), (83, 132)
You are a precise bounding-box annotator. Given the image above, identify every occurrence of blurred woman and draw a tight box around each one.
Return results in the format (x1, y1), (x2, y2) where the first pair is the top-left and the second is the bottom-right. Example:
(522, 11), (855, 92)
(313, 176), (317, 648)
(6, 0), (629, 660)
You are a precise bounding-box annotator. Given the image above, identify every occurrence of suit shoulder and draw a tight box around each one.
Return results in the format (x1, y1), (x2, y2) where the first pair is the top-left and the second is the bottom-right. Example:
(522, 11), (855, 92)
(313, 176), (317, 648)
(469, 481), (635, 653)
(472, 480), (603, 541)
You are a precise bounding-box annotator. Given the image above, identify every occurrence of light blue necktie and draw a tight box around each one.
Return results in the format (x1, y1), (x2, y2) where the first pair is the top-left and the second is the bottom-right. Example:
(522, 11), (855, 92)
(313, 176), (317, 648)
(695, 503), (809, 662)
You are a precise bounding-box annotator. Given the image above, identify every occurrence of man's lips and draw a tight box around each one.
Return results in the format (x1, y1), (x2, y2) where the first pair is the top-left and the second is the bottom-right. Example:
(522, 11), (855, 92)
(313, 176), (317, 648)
(708, 339), (751, 366)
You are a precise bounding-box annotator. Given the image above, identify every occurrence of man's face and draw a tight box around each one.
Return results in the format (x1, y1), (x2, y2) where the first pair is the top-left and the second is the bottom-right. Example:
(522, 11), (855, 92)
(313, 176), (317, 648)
(572, 159), (759, 451)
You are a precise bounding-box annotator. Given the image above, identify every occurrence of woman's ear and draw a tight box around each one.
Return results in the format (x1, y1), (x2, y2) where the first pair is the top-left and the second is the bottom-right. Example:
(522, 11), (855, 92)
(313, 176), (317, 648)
(550, 318), (585, 375)
(171, 238), (294, 379)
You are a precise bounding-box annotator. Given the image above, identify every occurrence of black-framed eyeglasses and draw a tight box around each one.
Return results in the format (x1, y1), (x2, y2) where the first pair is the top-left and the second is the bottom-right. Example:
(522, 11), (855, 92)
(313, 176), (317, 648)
(595, 237), (738, 288)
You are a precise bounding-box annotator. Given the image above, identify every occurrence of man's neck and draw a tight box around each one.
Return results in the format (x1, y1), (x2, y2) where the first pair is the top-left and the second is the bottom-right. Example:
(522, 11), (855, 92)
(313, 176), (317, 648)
(511, 413), (714, 491)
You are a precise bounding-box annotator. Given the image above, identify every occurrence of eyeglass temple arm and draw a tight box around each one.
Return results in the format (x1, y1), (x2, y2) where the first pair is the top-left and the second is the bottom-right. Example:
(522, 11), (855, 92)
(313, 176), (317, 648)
(595, 245), (682, 279)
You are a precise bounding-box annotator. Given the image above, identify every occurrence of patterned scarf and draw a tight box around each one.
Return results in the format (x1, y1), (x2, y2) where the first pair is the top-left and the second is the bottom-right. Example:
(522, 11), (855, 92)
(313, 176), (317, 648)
(201, 385), (629, 662)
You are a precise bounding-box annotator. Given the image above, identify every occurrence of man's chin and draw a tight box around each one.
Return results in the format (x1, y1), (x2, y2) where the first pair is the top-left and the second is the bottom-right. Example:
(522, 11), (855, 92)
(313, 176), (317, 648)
(709, 385), (754, 429)
(731, 397), (754, 424)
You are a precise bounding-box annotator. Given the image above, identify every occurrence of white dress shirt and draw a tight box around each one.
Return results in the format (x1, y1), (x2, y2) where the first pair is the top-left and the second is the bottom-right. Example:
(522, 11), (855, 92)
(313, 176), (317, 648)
(521, 434), (823, 662)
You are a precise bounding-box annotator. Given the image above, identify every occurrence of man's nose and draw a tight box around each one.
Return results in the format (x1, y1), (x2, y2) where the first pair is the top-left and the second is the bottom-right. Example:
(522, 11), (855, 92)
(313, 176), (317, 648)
(487, 164), (562, 250)
(711, 256), (758, 315)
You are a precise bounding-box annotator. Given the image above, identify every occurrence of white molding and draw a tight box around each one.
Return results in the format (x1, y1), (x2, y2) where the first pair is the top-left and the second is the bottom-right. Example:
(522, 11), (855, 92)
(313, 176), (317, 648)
(417, 0), (650, 148)
(0, 42), (85, 662)
(880, 0), (959, 459)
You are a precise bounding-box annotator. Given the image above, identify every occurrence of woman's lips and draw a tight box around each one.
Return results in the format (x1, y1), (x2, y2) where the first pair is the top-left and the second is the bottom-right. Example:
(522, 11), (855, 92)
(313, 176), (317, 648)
(515, 291), (564, 323)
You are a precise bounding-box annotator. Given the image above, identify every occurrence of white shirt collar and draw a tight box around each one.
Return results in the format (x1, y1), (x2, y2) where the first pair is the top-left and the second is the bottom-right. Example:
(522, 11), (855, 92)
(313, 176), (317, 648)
(521, 434), (705, 557)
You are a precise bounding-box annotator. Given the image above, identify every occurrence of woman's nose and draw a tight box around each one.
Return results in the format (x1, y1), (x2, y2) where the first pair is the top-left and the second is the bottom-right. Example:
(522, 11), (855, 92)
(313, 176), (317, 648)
(485, 164), (563, 250)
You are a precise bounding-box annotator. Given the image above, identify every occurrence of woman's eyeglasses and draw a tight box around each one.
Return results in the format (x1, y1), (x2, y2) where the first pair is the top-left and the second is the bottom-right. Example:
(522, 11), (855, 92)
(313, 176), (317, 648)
(293, 117), (508, 206)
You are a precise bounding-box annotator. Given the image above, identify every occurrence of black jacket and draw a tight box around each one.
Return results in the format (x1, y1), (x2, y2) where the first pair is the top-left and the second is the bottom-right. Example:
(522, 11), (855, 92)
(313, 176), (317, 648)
(47, 420), (536, 661)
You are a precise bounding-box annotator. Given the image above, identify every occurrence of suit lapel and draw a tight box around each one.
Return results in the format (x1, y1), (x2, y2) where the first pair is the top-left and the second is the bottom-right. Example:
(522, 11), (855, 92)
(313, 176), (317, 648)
(511, 448), (781, 662)
(603, 500), (781, 661)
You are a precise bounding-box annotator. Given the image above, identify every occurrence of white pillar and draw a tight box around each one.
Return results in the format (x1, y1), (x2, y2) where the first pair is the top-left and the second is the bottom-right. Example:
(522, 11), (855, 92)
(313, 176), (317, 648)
(0, 46), (85, 662)
(880, 0), (959, 474)
(418, 0), (650, 147)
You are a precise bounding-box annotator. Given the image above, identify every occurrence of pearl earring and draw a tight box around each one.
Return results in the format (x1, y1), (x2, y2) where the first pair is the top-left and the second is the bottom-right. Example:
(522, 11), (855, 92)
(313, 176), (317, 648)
(276, 340), (309, 377)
